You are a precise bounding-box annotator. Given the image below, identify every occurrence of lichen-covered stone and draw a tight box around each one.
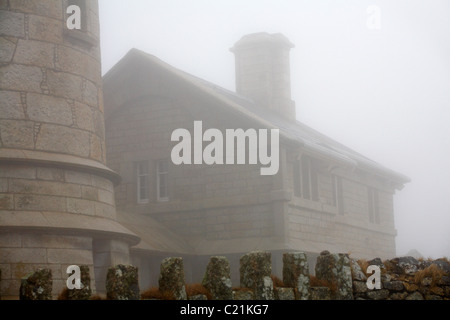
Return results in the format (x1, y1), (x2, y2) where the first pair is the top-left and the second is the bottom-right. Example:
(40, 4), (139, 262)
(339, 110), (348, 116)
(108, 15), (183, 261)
(106, 265), (140, 300)
(315, 251), (353, 300)
(366, 289), (389, 300)
(274, 287), (295, 300)
(66, 265), (92, 300)
(389, 256), (420, 275)
(159, 257), (187, 300)
(189, 294), (207, 300)
(20, 269), (52, 300)
(233, 290), (254, 300)
(406, 291), (424, 300)
(255, 276), (274, 300)
(310, 287), (331, 300)
(350, 259), (367, 281)
(282, 252), (310, 300)
(353, 281), (368, 293)
(202, 256), (233, 300)
(240, 251), (271, 289)
(382, 280), (404, 292)
(390, 292), (408, 300)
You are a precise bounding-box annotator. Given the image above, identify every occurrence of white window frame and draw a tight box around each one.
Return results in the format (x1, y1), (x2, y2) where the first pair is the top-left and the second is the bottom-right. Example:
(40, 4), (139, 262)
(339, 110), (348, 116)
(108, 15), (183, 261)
(332, 174), (344, 214)
(157, 160), (169, 202)
(137, 161), (149, 204)
(368, 187), (380, 224)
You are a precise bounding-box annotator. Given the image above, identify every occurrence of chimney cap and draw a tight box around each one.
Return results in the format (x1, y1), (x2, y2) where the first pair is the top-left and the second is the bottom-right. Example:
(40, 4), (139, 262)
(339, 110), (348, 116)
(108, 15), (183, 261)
(230, 32), (295, 53)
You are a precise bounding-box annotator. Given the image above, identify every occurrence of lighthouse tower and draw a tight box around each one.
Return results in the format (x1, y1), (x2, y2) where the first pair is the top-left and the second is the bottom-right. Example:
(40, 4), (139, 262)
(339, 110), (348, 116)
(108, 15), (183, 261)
(0, 1), (138, 299)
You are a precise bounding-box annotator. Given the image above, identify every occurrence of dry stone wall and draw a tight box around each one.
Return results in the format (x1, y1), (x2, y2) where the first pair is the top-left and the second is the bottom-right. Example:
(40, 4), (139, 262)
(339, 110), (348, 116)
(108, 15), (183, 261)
(1, 250), (448, 300)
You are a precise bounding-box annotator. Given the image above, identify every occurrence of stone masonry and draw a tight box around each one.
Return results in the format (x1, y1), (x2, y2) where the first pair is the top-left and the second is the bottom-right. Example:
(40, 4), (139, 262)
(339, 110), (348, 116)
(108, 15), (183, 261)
(0, 0), (138, 299)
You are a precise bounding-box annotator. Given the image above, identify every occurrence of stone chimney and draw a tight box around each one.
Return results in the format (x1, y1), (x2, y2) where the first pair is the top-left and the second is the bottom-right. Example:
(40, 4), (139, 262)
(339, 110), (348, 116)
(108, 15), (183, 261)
(231, 32), (296, 120)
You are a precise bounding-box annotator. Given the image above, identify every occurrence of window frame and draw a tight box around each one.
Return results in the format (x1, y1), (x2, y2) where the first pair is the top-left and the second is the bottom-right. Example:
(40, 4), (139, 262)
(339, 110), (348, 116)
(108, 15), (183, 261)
(136, 161), (150, 204)
(293, 155), (319, 201)
(368, 187), (380, 224)
(332, 174), (344, 214)
(156, 160), (169, 202)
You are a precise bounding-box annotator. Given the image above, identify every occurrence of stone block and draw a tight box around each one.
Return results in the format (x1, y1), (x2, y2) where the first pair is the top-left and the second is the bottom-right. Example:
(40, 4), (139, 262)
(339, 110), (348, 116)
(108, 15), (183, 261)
(240, 251), (271, 289)
(0, 165), (36, 179)
(0, 120), (35, 149)
(9, 0), (62, 19)
(35, 124), (90, 157)
(64, 170), (91, 186)
(405, 291), (424, 300)
(9, 178), (81, 198)
(383, 280), (404, 291)
(47, 248), (92, 265)
(159, 257), (187, 300)
(15, 194), (66, 212)
(310, 287), (331, 300)
(0, 194), (13, 210)
(282, 252), (310, 300)
(89, 133), (103, 162)
(0, 91), (24, 120)
(26, 93), (73, 126)
(19, 268), (52, 300)
(350, 259), (367, 281)
(0, 178), (7, 192)
(81, 186), (98, 201)
(0, 233), (21, 248)
(0, 11), (25, 38)
(366, 289), (389, 300)
(353, 281), (368, 293)
(389, 256), (419, 275)
(0, 63), (42, 93)
(36, 167), (65, 181)
(66, 198), (95, 215)
(233, 289), (254, 300)
(82, 79), (98, 107)
(46, 69), (83, 101)
(315, 251), (353, 300)
(106, 265), (140, 300)
(202, 256), (233, 300)
(73, 102), (95, 132)
(21, 234), (91, 250)
(28, 14), (62, 43)
(274, 287), (295, 300)
(57, 45), (101, 83)
(13, 39), (55, 68)
(0, 37), (16, 63)
(189, 294), (207, 300)
(94, 202), (115, 219)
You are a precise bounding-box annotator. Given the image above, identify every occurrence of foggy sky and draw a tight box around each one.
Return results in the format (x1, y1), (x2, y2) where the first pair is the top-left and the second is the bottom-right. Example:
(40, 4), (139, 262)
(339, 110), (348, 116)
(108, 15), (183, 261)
(98, 0), (450, 259)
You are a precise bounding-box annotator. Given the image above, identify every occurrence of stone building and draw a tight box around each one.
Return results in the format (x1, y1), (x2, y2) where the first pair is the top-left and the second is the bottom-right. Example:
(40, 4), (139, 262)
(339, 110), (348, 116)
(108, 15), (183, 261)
(103, 33), (410, 289)
(0, 0), (138, 299)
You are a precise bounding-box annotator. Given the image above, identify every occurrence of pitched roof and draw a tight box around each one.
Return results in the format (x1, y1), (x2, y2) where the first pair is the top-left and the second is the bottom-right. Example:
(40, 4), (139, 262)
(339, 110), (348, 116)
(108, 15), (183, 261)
(104, 48), (410, 185)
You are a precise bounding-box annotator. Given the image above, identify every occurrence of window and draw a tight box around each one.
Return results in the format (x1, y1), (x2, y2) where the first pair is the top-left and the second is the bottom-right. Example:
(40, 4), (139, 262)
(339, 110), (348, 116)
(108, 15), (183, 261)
(368, 188), (380, 224)
(332, 175), (344, 214)
(137, 161), (149, 204)
(293, 156), (318, 201)
(157, 160), (169, 202)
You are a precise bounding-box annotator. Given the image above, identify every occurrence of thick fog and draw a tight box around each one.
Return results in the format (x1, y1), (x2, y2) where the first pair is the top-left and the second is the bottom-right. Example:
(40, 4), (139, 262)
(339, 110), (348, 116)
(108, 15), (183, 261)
(99, 0), (450, 259)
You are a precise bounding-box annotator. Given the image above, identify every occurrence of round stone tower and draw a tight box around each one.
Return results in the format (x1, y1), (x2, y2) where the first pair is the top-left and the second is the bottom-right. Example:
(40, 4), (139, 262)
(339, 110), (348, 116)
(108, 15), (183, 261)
(0, 0), (139, 299)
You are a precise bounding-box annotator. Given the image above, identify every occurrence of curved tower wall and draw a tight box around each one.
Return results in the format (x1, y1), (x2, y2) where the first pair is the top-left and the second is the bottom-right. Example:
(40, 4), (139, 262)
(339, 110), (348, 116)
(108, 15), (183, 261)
(0, 0), (138, 299)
